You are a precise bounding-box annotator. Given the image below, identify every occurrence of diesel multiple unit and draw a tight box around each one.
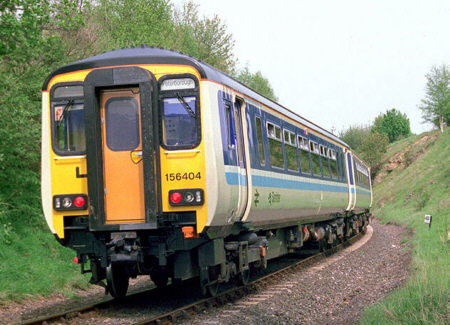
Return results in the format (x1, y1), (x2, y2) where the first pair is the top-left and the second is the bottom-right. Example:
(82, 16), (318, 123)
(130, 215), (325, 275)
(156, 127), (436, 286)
(41, 47), (372, 298)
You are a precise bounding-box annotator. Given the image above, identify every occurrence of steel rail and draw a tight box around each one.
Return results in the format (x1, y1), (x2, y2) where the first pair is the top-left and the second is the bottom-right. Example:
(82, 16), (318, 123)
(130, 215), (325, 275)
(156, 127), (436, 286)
(20, 285), (155, 325)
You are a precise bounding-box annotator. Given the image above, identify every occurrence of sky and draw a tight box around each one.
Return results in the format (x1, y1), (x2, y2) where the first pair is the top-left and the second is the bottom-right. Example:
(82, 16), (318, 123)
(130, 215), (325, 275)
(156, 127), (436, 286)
(172, 0), (450, 135)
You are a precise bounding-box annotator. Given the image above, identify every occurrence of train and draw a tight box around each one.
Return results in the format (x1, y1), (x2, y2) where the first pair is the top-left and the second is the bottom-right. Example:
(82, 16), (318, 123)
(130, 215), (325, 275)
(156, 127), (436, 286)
(41, 46), (372, 298)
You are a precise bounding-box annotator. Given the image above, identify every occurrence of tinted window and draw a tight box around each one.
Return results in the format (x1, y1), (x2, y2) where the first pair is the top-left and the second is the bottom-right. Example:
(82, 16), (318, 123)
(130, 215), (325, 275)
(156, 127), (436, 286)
(310, 141), (321, 176)
(331, 155), (338, 178)
(322, 147), (330, 178)
(162, 96), (197, 147)
(298, 135), (310, 174)
(267, 123), (284, 168)
(105, 97), (140, 151)
(284, 130), (298, 171)
(255, 117), (265, 165)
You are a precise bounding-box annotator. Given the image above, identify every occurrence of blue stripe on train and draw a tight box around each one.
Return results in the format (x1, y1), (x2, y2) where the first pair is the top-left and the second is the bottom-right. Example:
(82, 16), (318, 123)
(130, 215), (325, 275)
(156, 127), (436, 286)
(225, 172), (248, 186)
(225, 172), (347, 193)
(225, 172), (371, 196)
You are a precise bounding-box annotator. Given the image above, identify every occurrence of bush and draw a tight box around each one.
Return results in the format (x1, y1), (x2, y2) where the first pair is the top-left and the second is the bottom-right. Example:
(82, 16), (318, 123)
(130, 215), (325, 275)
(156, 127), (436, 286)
(339, 125), (370, 153)
(359, 132), (389, 177)
(372, 108), (411, 143)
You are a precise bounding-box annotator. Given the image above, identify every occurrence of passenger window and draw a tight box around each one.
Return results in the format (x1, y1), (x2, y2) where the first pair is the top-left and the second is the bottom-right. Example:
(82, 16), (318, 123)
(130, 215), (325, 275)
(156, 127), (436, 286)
(330, 149), (338, 179)
(105, 97), (139, 151)
(267, 122), (284, 168)
(321, 145), (330, 178)
(284, 129), (298, 171)
(255, 117), (265, 165)
(298, 135), (310, 174)
(309, 141), (321, 176)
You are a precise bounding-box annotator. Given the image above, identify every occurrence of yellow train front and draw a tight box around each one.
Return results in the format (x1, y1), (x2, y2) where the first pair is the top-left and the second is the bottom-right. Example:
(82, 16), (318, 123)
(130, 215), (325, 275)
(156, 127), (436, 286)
(42, 47), (371, 298)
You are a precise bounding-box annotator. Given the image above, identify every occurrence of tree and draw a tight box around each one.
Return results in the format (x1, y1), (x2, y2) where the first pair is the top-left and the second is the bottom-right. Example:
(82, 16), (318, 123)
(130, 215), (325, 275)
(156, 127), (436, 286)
(339, 125), (370, 153)
(359, 132), (389, 178)
(371, 108), (411, 143)
(235, 66), (278, 101)
(0, 0), (90, 228)
(172, 1), (236, 74)
(419, 64), (450, 133)
(95, 0), (175, 51)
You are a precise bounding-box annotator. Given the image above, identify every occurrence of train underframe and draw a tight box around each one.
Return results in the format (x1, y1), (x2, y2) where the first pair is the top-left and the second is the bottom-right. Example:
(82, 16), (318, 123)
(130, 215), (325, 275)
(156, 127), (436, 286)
(62, 211), (370, 298)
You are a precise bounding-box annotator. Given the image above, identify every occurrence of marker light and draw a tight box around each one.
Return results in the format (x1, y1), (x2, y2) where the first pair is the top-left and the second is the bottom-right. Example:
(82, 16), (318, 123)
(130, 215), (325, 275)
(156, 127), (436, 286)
(168, 189), (204, 206)
(74, 196), (85, 208)
(62, 197), (72, 208)
(53, 194), (87, 211)
(170, 192), (182, 204)
(184, 192), (194, 203)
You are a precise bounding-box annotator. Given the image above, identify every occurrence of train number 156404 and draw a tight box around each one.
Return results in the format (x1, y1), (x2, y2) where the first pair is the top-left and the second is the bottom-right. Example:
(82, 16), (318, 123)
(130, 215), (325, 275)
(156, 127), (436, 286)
(164, 172), (201, 182)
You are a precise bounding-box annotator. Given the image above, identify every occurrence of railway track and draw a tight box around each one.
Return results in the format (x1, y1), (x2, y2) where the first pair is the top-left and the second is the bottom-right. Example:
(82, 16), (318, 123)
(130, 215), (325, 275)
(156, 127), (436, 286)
(21, 230), (367, 325)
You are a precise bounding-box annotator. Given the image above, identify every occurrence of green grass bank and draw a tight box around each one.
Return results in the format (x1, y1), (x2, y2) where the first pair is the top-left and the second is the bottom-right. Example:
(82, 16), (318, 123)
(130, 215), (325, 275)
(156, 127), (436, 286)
(361, 129), (449, 325)
(0, 173), (89, 302)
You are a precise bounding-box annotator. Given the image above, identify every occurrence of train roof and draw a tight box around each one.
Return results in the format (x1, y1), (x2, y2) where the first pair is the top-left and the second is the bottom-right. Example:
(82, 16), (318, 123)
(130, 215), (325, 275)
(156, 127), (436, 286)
(43, 46), (349, 148)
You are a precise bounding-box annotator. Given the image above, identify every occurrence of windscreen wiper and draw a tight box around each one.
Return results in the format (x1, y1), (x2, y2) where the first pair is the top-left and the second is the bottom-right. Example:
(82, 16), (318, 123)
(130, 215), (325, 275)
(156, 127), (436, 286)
(175, 92), (195, 118)
(58, 99), (74, 127)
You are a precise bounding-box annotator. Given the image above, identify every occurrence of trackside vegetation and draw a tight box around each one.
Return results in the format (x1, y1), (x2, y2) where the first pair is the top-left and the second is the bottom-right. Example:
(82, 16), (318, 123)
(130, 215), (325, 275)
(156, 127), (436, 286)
(361, 128), (449, 325)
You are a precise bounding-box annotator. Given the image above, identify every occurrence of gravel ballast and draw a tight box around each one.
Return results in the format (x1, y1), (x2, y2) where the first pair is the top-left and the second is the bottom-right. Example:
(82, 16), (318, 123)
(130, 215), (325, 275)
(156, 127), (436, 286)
(180, 219), (411, 325)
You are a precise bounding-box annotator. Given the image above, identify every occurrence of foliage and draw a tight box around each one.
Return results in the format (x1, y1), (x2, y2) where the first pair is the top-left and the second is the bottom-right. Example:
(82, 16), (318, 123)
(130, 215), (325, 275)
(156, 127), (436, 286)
(172, 1), (236, 74)
(418, 64), (450, 133)
(361, 129), (449, 325)
(0, 1), (60, 231)
(50, 0), (102, 59)
(234, 66), (278, 101)
(95, 0), (174, 51)
(339, 125), (387, 177)
(372, 108), (411, 143)
(93, 0), (238, 74)
(0, 0), (94, 301)
(359, 131), (389, 177)
(339, 124), (370, 153)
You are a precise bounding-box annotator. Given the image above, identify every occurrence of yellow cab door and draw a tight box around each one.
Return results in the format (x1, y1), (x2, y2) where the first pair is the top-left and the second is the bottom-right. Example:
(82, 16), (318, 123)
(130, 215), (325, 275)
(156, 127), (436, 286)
(100, 88), (145, 223)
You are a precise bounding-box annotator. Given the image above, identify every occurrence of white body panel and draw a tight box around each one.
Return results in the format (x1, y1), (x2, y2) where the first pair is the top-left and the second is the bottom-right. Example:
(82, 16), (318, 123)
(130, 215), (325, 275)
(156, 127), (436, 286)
(41, 92), (55, 233)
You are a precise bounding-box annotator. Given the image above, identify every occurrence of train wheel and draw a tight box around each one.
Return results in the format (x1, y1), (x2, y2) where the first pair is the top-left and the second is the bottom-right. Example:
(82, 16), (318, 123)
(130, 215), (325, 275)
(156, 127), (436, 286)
(200, 265), (220, 297)
(206, 279), (219, 297)
(239, 268), (250, 285)
(106, 263), (129, 299)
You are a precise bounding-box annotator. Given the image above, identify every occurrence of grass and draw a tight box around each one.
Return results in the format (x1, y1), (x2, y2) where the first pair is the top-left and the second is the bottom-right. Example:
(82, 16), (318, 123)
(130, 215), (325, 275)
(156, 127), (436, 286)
(0, 207), (90, 303)
(360, 128), (449, 325)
